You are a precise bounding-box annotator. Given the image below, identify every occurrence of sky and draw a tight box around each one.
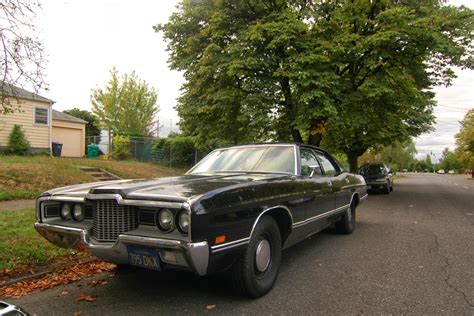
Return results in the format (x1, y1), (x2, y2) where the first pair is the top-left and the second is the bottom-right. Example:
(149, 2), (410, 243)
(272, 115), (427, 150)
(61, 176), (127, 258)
(37, 0), (473, 161)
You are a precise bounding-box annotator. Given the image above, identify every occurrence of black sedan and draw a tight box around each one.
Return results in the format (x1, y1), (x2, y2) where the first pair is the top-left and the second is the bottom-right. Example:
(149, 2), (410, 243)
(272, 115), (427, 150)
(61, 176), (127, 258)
(359, 163), (394, 194)
(35, 143), (367, 297)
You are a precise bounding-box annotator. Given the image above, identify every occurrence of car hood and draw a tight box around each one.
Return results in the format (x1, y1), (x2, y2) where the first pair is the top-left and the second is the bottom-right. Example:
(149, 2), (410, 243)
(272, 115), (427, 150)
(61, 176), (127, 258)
(43, 173), (291, 203)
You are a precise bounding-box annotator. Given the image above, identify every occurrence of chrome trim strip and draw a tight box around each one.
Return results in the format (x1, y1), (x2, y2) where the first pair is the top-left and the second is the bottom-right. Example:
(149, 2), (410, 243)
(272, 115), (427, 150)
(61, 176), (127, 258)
(250, 205), (294, 239)
(40, 194), (183, 209)
(211, 205), (294, 253)
(211, 238), (251, 253)
(292, 204), (350, 228)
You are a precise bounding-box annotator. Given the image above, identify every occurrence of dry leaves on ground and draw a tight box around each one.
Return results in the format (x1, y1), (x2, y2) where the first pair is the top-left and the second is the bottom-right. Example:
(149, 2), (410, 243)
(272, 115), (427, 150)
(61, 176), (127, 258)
(76, 294), (97, 302)
(206, 304), (217, 310)
(0, 260), (116, 298)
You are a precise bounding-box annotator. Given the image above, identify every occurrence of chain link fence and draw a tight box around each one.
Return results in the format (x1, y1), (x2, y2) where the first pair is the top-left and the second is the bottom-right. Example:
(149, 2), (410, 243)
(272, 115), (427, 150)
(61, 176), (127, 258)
(86, 135), (210, 169)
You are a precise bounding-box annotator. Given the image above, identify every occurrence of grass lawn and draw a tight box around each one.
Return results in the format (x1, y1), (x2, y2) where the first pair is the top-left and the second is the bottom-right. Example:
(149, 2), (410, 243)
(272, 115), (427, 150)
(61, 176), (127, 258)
(0, 156), (184, 201)
(0, 208), (80, 271)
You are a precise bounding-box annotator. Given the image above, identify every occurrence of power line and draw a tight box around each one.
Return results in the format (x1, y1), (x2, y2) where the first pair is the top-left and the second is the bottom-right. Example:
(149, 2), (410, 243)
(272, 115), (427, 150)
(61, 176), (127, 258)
(437, 104), (472, 111)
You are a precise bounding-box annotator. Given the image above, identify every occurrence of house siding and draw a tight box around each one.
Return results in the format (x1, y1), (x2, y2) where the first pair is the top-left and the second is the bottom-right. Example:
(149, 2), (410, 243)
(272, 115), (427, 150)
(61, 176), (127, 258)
(0, 98), (52, 150)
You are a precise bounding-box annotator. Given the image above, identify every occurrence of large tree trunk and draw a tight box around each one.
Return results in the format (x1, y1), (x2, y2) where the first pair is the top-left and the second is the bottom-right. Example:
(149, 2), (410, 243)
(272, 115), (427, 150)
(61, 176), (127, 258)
(347, 151), (359, 173)
(279, 77), (303, 143)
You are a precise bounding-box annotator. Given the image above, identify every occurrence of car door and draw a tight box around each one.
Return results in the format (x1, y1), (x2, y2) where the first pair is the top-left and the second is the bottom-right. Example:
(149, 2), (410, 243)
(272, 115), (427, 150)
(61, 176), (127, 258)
(297, 148), (334, 223)
(314, 150), (351, 210)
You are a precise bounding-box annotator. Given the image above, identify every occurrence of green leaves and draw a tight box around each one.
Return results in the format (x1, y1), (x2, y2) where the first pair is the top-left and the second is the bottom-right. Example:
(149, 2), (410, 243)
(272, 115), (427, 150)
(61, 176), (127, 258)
(91, 68), (158, 137)
(158, 0), (473, 167)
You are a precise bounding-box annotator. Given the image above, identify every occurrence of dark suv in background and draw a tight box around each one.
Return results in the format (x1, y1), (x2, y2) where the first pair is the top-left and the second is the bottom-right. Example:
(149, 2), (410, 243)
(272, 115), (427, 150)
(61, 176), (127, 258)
(359, 163), (394, 194)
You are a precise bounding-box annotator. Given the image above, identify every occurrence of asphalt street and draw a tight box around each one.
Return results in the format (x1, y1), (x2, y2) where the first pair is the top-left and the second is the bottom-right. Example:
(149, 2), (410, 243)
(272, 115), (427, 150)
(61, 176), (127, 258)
(7, 173), (474, 315)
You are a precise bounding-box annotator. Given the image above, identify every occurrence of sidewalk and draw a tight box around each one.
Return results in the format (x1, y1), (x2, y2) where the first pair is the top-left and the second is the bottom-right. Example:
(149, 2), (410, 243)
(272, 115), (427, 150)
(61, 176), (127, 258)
(0, 199), (35, 211)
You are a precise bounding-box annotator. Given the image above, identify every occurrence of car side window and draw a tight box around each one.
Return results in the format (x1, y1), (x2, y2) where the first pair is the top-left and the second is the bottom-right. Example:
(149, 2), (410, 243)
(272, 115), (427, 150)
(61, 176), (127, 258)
(300, 148), (322, 177)
(315, 152), (338, 176)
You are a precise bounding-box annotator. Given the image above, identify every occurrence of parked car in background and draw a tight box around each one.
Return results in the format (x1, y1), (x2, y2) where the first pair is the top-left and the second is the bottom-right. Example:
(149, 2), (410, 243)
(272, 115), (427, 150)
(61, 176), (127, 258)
(34, 143), (367, 298)
(359, 163), (394, 194)
(437, 169), (445, 174)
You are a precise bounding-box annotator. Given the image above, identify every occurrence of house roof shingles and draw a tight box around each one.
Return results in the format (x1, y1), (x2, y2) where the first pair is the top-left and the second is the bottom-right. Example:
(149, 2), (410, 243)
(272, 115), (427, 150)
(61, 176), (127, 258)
(1, 82), (54, 103)
(52, 110), (87, 124)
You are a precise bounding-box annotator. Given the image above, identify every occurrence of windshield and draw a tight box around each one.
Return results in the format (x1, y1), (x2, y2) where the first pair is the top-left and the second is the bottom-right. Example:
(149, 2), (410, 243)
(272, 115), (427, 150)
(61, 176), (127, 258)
(360, 164), (385, 175)
(188, 145), (296, 174)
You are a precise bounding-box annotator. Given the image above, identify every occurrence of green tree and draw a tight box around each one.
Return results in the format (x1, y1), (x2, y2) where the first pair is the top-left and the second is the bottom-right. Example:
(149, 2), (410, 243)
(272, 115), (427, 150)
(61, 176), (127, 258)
(158, 1), (473, 169)
(91, 68), (159, 137)
(63, 108), (101, 137)
(6, 124), (30, 155)
(455, 109), (474, 177)
(357, 140), (417, 171)
(439, 147), (461, 172)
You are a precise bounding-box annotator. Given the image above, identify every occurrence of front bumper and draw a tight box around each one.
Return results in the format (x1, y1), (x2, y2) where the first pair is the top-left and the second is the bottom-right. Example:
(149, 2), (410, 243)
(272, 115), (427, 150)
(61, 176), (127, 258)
(34, 223), (209, 276)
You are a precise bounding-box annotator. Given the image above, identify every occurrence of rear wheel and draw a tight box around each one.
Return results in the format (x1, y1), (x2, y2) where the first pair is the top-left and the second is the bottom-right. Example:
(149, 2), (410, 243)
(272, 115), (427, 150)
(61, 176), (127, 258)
(231, 216), (282, 298)
(335, 203), (356, 234)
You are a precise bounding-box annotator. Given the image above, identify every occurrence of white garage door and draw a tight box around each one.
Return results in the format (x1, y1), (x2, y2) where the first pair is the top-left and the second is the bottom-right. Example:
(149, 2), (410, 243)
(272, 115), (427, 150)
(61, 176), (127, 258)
(52, 126), (82, 157)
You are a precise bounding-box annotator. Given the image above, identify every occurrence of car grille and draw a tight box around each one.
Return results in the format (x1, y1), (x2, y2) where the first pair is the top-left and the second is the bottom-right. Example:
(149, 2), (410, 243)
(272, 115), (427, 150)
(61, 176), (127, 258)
(92, 200), (139, 242)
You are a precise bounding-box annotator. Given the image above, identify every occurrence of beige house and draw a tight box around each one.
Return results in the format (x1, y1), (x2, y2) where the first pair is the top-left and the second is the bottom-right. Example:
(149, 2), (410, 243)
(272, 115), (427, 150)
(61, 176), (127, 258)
(0, 84), (86, 157)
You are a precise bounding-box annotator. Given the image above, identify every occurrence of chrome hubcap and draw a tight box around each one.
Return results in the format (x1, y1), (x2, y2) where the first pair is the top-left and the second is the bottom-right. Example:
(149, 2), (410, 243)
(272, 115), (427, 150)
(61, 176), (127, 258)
(255, 239), (271, 272)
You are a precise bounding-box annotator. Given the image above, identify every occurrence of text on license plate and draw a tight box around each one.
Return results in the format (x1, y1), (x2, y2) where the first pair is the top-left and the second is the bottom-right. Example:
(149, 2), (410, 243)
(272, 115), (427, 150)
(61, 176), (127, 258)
(127, 245), (161, 271)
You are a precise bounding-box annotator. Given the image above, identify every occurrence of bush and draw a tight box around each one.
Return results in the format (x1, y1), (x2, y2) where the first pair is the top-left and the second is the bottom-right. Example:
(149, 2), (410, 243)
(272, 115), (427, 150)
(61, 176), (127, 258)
(6, 125), (30, 155)
(153, 136), (196, 167)
(111, 135), (130, 160)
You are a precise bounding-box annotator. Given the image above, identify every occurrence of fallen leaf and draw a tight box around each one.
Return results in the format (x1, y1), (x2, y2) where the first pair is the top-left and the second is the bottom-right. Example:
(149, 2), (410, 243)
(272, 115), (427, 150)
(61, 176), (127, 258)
(206, 304), (217, 310)
(74, 311), (83, 316)
(76, 294), (97, 302)
(58, 290), (69, 297)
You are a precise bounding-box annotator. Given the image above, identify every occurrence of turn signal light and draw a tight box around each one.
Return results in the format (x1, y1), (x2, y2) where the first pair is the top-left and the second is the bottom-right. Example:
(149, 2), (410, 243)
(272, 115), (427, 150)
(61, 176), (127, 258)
(215, 235), (226, 244)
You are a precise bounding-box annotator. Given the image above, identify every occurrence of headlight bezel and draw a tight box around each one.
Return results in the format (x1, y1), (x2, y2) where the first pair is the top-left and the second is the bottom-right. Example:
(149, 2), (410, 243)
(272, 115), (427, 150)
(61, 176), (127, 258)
(72, 203), (85, 221)
(177, 210), (190, 234)
(156, 208), (175, 232)
(60, 203), (72, 220)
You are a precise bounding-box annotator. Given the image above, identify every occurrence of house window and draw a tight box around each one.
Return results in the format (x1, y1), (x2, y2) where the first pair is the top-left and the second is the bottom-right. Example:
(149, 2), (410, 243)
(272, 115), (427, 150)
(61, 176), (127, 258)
(34, 107), (48, 125)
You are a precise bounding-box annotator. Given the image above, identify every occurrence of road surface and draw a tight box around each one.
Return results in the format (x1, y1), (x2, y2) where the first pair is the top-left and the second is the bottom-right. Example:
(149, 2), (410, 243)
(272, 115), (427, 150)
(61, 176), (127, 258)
(7, 173), (474, 315)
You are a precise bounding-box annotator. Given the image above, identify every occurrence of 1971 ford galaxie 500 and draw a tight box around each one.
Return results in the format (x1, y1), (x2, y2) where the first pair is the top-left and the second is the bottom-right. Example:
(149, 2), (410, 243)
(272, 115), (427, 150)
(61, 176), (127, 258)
(35, 143), (367, 297)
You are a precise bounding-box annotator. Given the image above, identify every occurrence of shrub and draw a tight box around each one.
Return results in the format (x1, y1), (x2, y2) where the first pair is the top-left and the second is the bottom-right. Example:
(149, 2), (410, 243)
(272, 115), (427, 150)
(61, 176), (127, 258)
(111, 135), (130, 160)
(6, 125), (30, 155)
(153, 136), (196, 167)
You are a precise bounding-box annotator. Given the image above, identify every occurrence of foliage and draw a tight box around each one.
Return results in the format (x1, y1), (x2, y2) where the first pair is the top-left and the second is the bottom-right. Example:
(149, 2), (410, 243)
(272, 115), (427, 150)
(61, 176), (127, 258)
(158, 0), (473, 172)
(455, 109), (474, 173)
(358, 140), (417, 171)
(111, 135), (130, 160)
(0, 0), (47, 114)
(63, 108), (101, 137)
(154, 135), (197, 168)
(91, 68), (159, 137)
(438, 148), (462, 172)
(6, 124), (30, 155)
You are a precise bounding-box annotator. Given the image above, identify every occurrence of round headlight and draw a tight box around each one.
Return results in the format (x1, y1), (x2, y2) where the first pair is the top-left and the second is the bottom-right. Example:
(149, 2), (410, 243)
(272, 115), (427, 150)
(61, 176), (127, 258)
(177, 211), (190, 234)
(157, 209), (174, 231)
(60, 203), (71, 220)
(72, 204), (84, 221)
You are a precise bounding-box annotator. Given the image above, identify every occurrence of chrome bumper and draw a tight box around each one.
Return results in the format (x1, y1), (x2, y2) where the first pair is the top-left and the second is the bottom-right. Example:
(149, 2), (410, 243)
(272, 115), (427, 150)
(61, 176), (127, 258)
(34, 223), (209, 276)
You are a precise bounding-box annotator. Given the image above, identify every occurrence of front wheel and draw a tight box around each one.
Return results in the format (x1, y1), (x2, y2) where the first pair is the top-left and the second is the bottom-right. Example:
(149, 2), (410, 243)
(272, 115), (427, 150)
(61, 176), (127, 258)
(335, 203), (356, 234)
(231, 216), (282, 298)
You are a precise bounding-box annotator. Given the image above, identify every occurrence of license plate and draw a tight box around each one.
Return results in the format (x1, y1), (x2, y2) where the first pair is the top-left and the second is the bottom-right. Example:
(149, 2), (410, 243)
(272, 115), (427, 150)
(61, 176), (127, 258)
(127, 245), (161, 271)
